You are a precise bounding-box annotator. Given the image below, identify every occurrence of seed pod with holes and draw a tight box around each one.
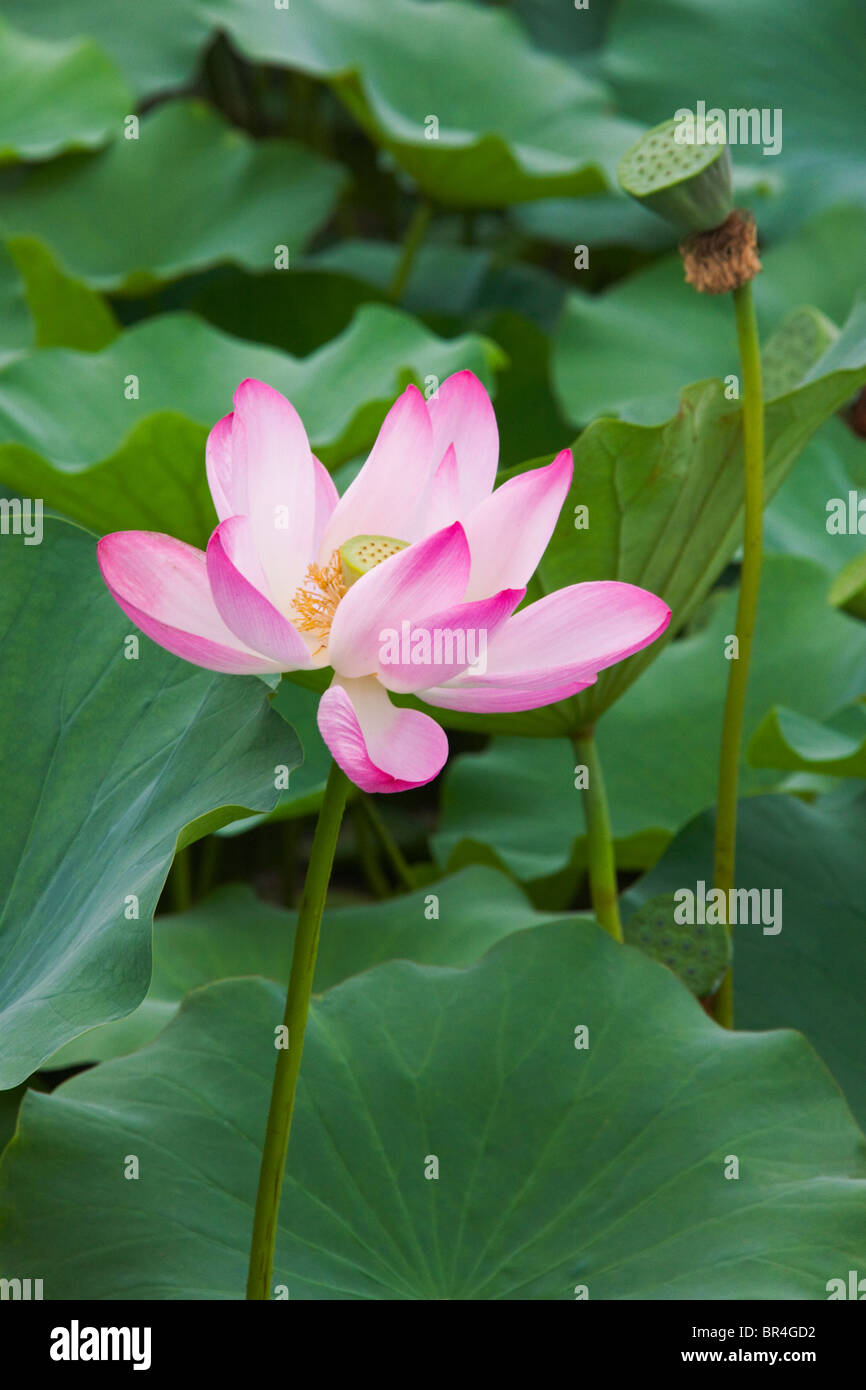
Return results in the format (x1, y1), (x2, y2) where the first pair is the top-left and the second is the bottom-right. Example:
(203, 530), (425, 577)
(617, 116), (733, 234)
(623, 893), (731, 998)
(760, 305), (840, 399)
(340, 534), (409, 588)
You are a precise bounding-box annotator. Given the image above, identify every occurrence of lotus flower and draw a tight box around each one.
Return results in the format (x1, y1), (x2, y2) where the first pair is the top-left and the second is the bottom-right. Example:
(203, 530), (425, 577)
(98, 374), (671, 792)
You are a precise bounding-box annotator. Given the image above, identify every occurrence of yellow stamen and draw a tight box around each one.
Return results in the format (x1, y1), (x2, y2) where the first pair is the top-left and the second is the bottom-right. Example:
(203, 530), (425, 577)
(290, 550), (346, 654)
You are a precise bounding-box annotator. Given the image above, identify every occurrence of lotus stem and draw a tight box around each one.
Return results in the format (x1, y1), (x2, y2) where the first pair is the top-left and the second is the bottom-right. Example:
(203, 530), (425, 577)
(389, 199), (433, 303)
(246, 760), (349, 1299)
(712, 280), (765, 1028)
(574, 728), (623, 943)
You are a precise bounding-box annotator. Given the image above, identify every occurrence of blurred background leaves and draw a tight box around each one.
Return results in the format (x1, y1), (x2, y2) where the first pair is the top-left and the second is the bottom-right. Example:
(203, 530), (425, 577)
(1, 0), (865, 1299)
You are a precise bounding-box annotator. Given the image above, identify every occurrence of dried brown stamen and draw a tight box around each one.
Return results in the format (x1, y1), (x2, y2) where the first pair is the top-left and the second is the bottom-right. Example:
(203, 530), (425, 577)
(679, 209), (762, 295)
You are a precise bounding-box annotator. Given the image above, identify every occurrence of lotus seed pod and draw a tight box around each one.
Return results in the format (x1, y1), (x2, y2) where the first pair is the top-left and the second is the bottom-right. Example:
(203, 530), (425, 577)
(760, 305), (840, 399)
(617, 117), (733, 234)
(623, 893), (731, 998)
(340, 534), (409, 588)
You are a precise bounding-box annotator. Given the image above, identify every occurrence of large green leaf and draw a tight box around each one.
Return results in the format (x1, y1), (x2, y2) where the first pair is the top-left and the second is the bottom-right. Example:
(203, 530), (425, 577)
(552, 206), (866, 427)
(49, 867), (573, 1067)
(763, 418), (866, 572)
(512, 162), (780, 254)
(554, 256), (733, 428)
(602, 0), (866, 234)
(748, 705), (866, 778)
(3, 924), (865, 1298)
(0, 242), (34, 365)
(0, 237), (118, 365)
(249, 679), (333, 824)
(0, 17), (130, 162)
(0, 0), (206, 97)
(515, 190), (676, 255)
(0, 518), (301, 1089)
(0, 305), (503, 546)
(3, 0), (638, 206)
(5, 236), (119, 351)
(549, 301), (866, 726)
(310, 240), (488, 321)
(0, 100), (346, 294)
(830, 551), (866, 623)
(433, 556), (866, 881)
(429, 302), (866, 739)
(511, 0), (610, 60)
(189, 255), (567, 469)
(309, 240), (567, 336)
(260, 0), (639, 207)
(623, 790), (866, 1128)
(433, 738), (583, 886)
(0, 1077), (46, 1158)
(190, 264), (388, 358)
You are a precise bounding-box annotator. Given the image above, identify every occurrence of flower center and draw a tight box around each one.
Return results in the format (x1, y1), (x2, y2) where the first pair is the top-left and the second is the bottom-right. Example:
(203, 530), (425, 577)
(290, 551), (346, 653)
(340, 534), (409, 587)
(290, 534), (408, 655)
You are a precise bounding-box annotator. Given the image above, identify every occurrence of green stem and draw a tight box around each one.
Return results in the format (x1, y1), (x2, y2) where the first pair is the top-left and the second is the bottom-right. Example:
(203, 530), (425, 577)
(388, 200), (433, 303)
(360, 796), (414, 891)
(246, 761), (349, 1299)
(712, 280), (765, 1029)
(573, 729), (622, 943)
(351, 799), (390, 899)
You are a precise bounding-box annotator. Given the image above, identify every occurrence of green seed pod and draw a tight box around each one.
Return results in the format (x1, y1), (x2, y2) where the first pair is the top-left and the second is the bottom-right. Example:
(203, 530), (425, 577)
(623, 893), (731, 998)
(340, 533), (409, 588)
(760, 305), (840, 399)
(617, 117), (733, 234)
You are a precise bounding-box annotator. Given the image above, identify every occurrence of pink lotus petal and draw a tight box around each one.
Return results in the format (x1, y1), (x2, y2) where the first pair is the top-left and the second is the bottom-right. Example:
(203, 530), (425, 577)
(485, 581), (671, 672)
(206, 518), (313, 669)
(462, 450), (573, 600)
(426, 371), (498, 512)
(377, 586), (524, 693)
(211, 509), (269, 592)
(206, 412), (236, 522)
(410, 443), (461, 537)
(421, 581), (671, 712)
(231, 378), (317, 607)
(97, 531), (283, 675)
(421, 673), (596, 713)
(312, 455), (339, 553)
(318, 385), (433, 557)
(327, 521), (471, 678)
(318, 676), (448, 793)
